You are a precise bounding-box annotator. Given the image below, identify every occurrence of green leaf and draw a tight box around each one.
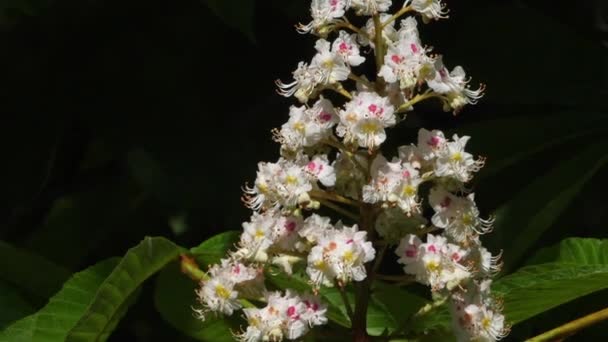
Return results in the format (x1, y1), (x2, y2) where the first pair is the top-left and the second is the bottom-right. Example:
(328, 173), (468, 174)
(487, 143), (608, 272)
(494, 263), (608, 325)
(0, 259), (118, 342)
(154, 262), (236, 342)
(526, 237), (608, 266)
(0, 240), (71, 299)
(66, 237), (185, 341)
(0, 280), (35, 329)
(190, 230), (240, 265)
(202, 0), (256, 42)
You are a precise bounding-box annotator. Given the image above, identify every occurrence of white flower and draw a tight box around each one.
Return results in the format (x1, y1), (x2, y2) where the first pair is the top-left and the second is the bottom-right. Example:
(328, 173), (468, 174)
(404, 0), (449, 23)
(276, 62), (322, 103)
(273, 215), (305, 251)
(396, 234), (470, 290)
(237, 290), (327, 341)
(300, 294), (328, 326)
(350, 0), (392, 15)
(306, 223), (375, 287)
(297, 0), (349, 34)
(429, 188), (493, 243)
(239, 211), (278, 262)
(434, 134), (484, 182)
(427, 57), (485, 113)
(359, 14), (398, 48)
(332, 30), (366, 66)
(195, 277), (240, 318)
(243, 158), (314, 211)
(299, 213), (335, 245)
(464, 304), (508, 342)
(337, 92), (396, 149)
(311, 39), (351, 85)
(306, 154), (336, 187)
(379, 17), (435, 89)
(449, 281), (509, 342)
(417, 128), (446, 161)
(277, 98), (338, 151)
(362, 154), (422, 214)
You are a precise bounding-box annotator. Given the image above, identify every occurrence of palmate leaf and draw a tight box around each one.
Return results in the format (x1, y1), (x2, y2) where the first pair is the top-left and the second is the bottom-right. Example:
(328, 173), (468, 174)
(66, 237), (185, 341)
(0, 259), (118, 342)
(495, 238), (608, 325)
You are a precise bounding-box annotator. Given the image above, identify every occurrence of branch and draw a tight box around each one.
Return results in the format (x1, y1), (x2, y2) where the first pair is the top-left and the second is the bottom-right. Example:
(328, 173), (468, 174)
(526, 307), (608, 342)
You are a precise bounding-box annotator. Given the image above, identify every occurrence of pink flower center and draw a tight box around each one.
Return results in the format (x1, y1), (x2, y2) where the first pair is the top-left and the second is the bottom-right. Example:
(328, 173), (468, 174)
(440, 196), (451, 208)
(285, 221), (297, 232)
(233, 265), (241, 274)
(391, 55), (403, 64)
(346, 238), (354, 244)
(451, 252), (461, 262)
(307, 161), (317, 172)
(402, 170), (411, 179)
(428, 136), (442, 147)
(339, 42), (350, 53)
(405, 248), (417, 258)
(410, 43), (419, 54)
(287, 306), (299, 319)
(428, 245), (437, 253)
(319, 111), (332, 122)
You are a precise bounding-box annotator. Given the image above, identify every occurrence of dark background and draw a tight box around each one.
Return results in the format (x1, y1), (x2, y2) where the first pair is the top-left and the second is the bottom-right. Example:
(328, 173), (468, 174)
(1, 0), (607, 340)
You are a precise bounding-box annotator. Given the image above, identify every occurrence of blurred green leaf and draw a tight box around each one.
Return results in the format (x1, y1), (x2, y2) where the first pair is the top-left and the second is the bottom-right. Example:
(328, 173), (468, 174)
(66, 237), (185, 341)
(487, 142), (608, 272)
(154, 261), (236, 342)
(0, 280), (35, 329)
(454, 112), (608, 177)
(24, 181), (143, 270)
(202, 0), (255, 42)
(0, 240), (71, 299)
(190, 230), (240, 265)
(0, 259), (118, 342)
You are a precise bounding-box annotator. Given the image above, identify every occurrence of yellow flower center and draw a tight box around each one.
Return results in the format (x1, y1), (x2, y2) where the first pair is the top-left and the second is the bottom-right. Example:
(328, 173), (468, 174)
(360, 121), (380, 134)
(402, 185), (416, 197)
(214, 284), (231, 299)
(451, 152), (463, 162)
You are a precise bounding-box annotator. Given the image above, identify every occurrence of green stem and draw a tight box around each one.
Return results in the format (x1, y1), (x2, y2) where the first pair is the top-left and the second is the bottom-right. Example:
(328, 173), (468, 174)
(338, 285), (355, 321)
(526, 307), (608, 342)
(397, 91), (441, 113)
(352, 203), (376, 342)
(381, 6), (412, 29)
(310, 189), (359, 207)
(348, 73), (374, 88)
(316, 198), (359, 221)
(372, 14), (386, 91)
(334, 21), (368, 37)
